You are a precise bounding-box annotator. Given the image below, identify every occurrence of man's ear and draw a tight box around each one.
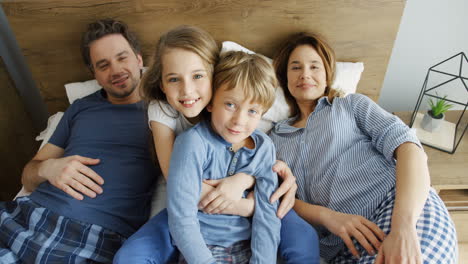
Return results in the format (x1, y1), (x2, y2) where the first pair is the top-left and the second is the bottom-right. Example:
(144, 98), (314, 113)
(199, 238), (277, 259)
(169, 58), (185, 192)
(137, 54), (143, 68)
(207, 104), (213, 112)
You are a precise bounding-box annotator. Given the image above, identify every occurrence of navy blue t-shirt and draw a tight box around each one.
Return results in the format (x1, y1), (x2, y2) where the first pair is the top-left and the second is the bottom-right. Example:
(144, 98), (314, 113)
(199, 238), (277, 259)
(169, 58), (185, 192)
(30, 90), (157, 237)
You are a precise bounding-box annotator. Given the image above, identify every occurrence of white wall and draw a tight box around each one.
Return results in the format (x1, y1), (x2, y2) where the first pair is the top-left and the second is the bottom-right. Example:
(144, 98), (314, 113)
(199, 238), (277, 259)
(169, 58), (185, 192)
(378, 0), (468, 112)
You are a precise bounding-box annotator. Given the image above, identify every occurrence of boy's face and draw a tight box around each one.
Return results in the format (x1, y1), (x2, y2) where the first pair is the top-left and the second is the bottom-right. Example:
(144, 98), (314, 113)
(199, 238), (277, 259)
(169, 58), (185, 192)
(208, 84), (264, 149)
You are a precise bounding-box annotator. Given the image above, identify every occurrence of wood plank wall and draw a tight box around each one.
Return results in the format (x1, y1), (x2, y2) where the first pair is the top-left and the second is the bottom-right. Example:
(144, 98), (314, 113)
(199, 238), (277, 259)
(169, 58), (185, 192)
(0, 59), (39, 200)
(2, 0), (405, 115)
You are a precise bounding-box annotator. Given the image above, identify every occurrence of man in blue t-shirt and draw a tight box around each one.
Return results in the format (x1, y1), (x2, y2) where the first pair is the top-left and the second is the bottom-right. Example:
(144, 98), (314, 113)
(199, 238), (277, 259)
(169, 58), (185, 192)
(0, 19), (157, 263)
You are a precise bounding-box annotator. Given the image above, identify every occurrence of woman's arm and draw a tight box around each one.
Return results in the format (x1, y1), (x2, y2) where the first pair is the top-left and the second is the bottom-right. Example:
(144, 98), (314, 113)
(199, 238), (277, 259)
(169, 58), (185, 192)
(270, 160), (298, 218)
(375, 142), (429, 263)
(295, 199), (385, 258)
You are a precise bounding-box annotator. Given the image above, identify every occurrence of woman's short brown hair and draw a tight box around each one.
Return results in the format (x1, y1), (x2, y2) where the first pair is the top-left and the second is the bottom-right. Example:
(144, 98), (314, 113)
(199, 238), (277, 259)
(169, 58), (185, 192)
(273, 32), (341, 117)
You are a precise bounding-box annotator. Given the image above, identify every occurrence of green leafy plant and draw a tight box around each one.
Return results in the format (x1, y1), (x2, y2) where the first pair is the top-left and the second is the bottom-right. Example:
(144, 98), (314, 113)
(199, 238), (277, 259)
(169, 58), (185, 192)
(428, 94), (453, 119)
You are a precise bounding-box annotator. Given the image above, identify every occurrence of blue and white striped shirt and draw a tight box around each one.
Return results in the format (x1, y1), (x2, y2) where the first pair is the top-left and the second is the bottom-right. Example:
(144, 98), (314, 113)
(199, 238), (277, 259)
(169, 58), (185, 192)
(269, 94), (420, 260)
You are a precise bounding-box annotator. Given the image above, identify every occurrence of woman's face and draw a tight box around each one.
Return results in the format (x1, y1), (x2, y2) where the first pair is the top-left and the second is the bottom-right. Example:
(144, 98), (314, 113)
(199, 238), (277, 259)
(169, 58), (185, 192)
(286, 45), (327, 103)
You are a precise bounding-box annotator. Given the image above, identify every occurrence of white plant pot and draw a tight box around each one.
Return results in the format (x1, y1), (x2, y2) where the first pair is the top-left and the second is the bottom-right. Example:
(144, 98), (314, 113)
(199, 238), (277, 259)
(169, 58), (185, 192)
(420, 111), (444, 132)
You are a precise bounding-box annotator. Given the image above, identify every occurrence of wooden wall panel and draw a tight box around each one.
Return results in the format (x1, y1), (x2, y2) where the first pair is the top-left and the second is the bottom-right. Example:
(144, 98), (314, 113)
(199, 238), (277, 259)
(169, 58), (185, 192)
(2, 0), (405, 114)
(0, 59), (39, 200)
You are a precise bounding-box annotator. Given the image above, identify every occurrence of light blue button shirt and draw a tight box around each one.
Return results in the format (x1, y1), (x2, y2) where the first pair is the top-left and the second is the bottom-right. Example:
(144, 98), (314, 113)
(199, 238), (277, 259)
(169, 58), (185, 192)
(269, 94), (421, 260)
(168, 121), (281, 264)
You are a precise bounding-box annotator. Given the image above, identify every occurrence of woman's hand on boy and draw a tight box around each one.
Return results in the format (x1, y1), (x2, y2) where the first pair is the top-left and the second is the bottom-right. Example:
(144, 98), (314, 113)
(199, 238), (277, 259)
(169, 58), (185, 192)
(322, 209), (385, 259)
(270, 160), (297, 219)
(199, 173), (255, 215)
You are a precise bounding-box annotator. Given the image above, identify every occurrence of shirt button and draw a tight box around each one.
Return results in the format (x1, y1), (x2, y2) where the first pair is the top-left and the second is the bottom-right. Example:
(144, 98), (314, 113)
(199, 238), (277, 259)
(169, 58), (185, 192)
(233, 158), (237, 162)
(229, 172), (234, 176)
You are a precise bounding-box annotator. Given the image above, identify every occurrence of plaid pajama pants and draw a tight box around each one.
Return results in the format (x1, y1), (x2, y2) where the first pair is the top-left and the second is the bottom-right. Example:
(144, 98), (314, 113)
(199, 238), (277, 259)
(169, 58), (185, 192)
(178, 240), (251, 264)
(332, 188), (458, 264)
(0, 197), (125, 264)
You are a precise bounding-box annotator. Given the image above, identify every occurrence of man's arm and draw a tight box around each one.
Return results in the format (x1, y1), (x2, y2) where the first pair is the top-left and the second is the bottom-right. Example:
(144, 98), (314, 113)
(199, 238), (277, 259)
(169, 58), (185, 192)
(21, 143), (104, 200)
(22, 143), (64, 191)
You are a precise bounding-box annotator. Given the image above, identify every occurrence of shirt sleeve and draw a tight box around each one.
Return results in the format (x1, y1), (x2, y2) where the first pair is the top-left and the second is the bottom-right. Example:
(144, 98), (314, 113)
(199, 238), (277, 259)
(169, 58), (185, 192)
(350, 94), (421, 163)
(48, 101), (78, 148)
(167, 130), (215, 264)
(147, 100), (178, 131)
(250, 137), (281, 263)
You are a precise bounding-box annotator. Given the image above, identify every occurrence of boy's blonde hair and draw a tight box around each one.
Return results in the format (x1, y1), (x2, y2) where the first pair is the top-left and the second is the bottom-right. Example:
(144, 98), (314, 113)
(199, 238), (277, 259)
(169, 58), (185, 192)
(141, 25), (219, 104)
(213, 51), (277, 112)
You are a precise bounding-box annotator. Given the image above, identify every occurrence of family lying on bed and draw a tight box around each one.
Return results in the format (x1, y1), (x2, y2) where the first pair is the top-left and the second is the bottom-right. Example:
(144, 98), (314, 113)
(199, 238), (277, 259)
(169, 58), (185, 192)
(0, 18), (457, 264)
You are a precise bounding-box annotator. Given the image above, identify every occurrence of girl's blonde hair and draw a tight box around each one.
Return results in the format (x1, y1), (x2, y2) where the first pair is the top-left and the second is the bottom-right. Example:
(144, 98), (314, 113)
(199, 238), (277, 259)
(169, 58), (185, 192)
(141, 25), (219, 105)
(213, 51), (277, 113)
(273, 32), (342, 117)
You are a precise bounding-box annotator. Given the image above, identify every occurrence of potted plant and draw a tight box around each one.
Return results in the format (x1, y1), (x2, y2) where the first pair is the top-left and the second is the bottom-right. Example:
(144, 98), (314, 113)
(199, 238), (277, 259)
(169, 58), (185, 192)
(420, 94), (453, 132)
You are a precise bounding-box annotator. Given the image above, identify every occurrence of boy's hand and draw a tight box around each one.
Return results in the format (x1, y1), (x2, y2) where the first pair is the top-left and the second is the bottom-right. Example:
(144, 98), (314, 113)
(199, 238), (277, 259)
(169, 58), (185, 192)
(40, 155), (104, 200)
(270, 160), (297, 219)
(199, 172), (255, 214)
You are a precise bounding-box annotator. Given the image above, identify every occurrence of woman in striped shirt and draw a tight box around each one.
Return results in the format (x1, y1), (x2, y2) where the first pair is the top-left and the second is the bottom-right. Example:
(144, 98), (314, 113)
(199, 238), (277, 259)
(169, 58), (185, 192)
(269, 32), (457, 263)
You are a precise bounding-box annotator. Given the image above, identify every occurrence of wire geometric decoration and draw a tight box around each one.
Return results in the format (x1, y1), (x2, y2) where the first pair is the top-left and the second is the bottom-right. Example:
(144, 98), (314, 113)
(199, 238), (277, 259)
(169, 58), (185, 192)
(410, 52), (468, 154)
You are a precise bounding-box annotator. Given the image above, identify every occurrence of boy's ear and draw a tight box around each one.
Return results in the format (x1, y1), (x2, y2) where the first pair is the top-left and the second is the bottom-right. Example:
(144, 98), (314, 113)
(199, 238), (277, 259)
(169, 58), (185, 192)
(207, 104), (213, 112)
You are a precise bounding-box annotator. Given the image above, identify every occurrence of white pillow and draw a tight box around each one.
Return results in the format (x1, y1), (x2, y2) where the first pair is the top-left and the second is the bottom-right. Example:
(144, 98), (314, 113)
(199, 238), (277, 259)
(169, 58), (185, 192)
(65, 79), (102, 104)
(221, 41), (364, 131)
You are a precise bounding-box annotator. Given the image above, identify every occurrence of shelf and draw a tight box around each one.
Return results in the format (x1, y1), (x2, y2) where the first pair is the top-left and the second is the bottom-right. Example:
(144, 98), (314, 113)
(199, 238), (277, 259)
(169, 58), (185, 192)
(412, 112), (456, 152)
(394, 112), (468, 191)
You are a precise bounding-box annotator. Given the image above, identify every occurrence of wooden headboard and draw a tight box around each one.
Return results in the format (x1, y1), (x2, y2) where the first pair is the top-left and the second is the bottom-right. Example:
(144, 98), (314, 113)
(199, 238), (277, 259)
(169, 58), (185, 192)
(3, 0), (405, 115)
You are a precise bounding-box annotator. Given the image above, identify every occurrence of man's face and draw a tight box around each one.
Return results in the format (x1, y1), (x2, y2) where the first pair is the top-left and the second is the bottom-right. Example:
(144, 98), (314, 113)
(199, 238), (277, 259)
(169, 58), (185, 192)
(89, 34), (143, 104)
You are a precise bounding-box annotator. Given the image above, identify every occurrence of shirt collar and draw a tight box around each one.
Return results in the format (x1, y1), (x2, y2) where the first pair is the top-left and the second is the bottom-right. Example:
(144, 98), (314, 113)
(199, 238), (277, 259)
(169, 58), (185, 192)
(203, 120), (257, 153)
(273, 96), (332, 134)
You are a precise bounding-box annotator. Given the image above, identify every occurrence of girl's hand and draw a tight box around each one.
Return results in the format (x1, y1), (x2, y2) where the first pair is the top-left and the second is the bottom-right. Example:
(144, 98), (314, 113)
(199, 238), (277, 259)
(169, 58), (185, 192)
(375, 226), (422, 264)
(322, 209), (385, 258)
(270, 160), (297, 218)
(199, 173), (254, 215)
(225, 191), (255, 217)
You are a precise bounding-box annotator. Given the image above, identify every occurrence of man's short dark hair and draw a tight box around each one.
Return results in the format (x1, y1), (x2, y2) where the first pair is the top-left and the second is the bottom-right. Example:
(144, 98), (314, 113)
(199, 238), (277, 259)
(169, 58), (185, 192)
(81, 19), (141, 71)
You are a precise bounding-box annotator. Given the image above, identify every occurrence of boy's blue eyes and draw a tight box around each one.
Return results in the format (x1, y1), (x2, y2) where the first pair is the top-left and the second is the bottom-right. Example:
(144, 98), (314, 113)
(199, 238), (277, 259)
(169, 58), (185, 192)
(224, 103), (259, 115)
(225, 103), (235, 108)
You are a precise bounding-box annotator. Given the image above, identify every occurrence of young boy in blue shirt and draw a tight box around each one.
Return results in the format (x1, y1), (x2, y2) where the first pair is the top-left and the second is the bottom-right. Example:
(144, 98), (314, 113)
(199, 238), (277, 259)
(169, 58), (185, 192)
(167, 51), (281, 264)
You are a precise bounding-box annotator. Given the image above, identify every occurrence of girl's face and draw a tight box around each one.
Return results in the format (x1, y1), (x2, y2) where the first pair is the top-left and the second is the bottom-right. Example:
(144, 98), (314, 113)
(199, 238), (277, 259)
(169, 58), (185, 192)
(286, 45), (327, 103)
(161, 48), (212, 122)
